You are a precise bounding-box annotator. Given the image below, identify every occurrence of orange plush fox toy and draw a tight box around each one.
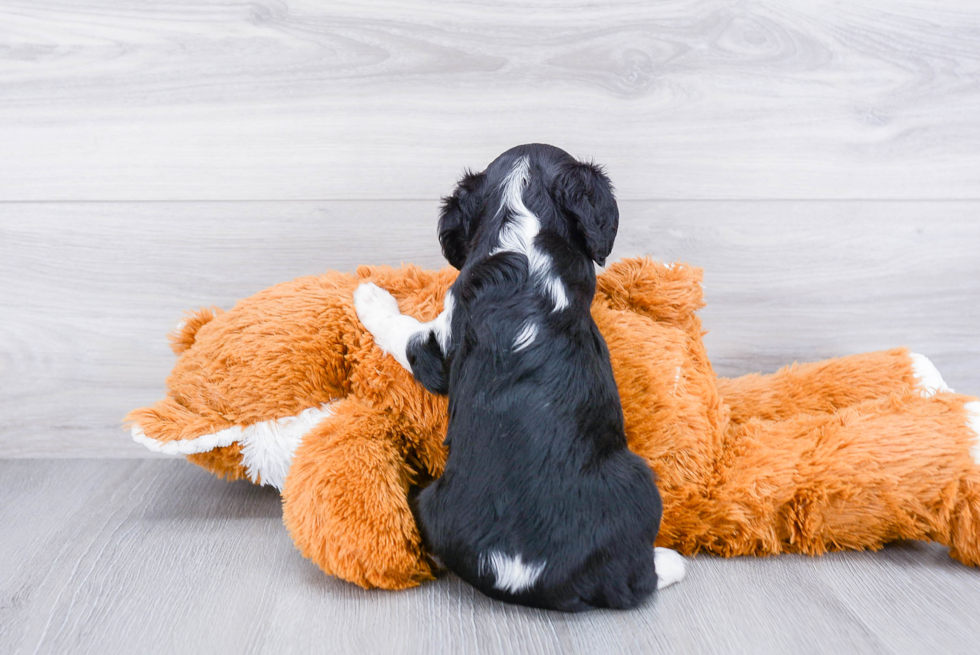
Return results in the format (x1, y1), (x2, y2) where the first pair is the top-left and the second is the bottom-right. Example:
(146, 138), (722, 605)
(127, 258), (980, 590)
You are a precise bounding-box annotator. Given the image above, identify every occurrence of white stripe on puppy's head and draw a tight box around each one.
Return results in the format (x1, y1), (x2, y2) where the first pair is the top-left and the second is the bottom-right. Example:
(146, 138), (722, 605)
(491, 156), (570, 312)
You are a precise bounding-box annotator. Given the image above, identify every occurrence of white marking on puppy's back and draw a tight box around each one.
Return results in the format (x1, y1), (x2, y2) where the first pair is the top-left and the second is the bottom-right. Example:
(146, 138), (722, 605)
(492, 156), (569, 312)
(480, 551), (546, 594)
(513, 320), (538, 352)
(910, 352), (954, 397)
(654, 547), (686, 590)
(965, 401), (980, 465)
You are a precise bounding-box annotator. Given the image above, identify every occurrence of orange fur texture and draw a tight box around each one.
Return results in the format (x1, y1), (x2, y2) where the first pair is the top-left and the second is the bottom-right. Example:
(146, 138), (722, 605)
(126, 258), (980, 589)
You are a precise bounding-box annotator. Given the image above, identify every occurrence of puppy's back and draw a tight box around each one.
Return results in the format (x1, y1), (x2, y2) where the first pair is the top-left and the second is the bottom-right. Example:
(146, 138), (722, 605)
(415, 316), (664, 611)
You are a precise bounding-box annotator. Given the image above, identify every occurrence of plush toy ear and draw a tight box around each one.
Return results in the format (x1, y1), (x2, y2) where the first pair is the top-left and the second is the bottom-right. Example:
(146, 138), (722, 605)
(438, 170), (487, 270)
(553, 161), (619, 266)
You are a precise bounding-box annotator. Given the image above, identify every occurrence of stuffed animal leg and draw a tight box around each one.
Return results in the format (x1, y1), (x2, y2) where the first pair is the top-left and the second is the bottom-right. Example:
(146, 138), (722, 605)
(707, 350), (980, 564)
(282, 397), (435, 589)
(716, 348), (953, 424)
(664, 388), (980, 565)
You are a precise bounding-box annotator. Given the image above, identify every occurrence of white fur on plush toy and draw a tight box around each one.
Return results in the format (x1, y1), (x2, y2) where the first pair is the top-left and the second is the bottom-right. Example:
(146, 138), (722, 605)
(966, 401), (980, 465)
(910, 352), (953, 397)
(132, 403), (337, 490)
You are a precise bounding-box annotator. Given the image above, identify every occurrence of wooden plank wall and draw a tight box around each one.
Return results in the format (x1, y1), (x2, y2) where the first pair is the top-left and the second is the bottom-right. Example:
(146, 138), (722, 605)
(0, 0), (978, 456)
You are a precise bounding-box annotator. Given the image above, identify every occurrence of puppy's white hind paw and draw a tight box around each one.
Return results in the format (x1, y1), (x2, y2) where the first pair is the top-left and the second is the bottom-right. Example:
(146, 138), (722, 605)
(654, 547), (686, 590)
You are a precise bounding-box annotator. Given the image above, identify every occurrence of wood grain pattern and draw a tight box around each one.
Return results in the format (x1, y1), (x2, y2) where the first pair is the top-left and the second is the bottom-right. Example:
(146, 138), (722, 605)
(1, 200), (977, 457)
(1, 459), (978, 654)
(0, 1), (978, 200)
(3, 3), (979, 651)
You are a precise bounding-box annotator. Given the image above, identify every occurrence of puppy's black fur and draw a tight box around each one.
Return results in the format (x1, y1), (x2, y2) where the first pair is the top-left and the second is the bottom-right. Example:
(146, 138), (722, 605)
(408, 144), (663, 612)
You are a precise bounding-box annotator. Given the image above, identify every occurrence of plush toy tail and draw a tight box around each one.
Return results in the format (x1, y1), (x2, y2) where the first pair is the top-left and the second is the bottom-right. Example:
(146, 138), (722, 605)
(168, 307), (223, 354)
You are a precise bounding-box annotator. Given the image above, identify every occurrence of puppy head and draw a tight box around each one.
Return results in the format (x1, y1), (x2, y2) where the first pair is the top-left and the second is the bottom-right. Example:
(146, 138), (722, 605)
(438, 144), (618, 269)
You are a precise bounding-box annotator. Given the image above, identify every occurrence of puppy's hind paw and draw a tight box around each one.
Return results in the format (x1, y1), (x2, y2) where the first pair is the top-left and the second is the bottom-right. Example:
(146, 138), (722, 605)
(654, 547), (686, 590)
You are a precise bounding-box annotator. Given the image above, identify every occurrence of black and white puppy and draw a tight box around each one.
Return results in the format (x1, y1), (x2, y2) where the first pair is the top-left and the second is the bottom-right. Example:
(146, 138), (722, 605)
(354, 144), (685, 611)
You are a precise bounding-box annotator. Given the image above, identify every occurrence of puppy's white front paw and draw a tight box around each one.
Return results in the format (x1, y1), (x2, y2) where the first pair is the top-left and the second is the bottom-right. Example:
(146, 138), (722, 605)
(354, 282), (401, 332)
(353, 282), (419, 370)
(654, 547), (686, 590)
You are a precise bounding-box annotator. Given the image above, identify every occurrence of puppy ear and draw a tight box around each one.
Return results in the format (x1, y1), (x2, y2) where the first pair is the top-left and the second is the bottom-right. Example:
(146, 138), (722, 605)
(438, 170), (487, 270)
(553, 161), (619, 266)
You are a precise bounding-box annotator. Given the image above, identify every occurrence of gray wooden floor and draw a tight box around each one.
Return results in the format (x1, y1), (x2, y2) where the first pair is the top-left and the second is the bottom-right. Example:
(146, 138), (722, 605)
(2, 1), (980, 653)
(2, 459), (980, 655)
